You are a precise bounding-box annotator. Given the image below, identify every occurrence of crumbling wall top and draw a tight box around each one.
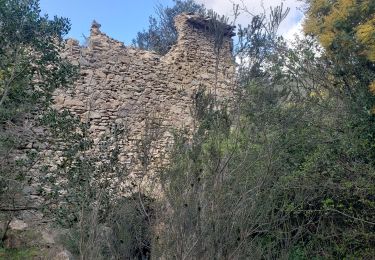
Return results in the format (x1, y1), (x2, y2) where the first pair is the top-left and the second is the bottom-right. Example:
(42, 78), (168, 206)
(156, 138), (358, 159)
(174, 12), (236, 37)
(57, 13), (235, 183)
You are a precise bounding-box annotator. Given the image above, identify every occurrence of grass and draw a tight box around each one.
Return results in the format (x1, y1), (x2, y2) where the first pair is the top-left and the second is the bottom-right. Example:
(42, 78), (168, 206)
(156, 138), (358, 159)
(0, 247), (39, 260)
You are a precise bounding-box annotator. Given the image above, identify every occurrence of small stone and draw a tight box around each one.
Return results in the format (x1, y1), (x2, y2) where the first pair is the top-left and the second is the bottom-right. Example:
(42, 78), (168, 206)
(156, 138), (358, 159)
(89, 111), (101, 119)
(95, 69), (106, 79)
(9, 219), (28, 231)
(54, 96), (65, 105)
(64, 99), (84, 107)
(41, 231), (55, 244)
(54, 250), (74, 260)
(22, 185), (37, 195)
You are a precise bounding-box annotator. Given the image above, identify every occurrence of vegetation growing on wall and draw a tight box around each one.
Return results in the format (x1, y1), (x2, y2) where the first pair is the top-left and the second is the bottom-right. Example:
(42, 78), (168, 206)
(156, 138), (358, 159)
(151, 1), (375, 259)
(0, 0), (76, 245)
(133, 0), (206, 55)
(0, 0), (374, 259)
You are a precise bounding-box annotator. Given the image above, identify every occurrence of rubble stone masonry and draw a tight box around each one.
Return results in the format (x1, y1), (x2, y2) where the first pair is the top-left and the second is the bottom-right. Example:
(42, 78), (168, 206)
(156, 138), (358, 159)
(53, 13), (235, 180)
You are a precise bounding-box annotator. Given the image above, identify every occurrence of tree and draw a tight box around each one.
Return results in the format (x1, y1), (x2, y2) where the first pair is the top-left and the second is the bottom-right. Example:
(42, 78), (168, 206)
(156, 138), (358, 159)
(132, 0), (206, 55)
(154, 3), (375, 258)
(303, 0), (375, 111)
(153, 6), (292, 259)
(304, 0), (375, 62)
(0, 0), (76, 244)
(0, 0), (75, 113)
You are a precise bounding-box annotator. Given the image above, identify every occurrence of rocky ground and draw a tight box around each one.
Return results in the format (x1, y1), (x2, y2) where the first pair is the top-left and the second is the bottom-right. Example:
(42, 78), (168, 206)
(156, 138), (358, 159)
(1, 218), (73, 260)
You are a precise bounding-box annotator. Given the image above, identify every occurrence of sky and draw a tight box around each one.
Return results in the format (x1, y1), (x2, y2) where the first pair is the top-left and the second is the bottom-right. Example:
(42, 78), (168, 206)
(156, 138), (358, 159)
(196, 0), (305, 40)
(39, 0), (304, 45)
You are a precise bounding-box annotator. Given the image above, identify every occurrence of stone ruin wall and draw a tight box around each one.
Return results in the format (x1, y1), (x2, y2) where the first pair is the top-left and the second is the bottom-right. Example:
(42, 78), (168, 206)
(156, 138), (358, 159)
(0, 14), (235, 250)
(53, 13), (235, 181)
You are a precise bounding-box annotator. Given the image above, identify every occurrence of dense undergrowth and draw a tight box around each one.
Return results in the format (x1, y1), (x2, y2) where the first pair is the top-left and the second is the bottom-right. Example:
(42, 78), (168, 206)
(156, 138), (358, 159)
(0, 0), (374, 259)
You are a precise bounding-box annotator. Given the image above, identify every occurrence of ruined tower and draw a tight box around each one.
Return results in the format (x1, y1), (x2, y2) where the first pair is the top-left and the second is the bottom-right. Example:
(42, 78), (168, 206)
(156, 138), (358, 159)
(53, 13), (236, 183)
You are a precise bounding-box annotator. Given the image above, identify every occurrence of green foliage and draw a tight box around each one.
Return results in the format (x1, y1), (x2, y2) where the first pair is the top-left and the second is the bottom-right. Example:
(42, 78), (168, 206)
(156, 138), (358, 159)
(40, 109), (125, 226)
(155, 91), (234, 259)
(0, 247), (39, 260)
(303, 0), (375, 62)
(303, 0), (375, 112)
(41, 109), (156, 259)
(1, 0), (374, 259)
(0, 0), (76, 245)
(107, 195), (154, 259)
(132, 0), (206, 55)
(154, 3), (375, 259)
(0, 0), (76, 121)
